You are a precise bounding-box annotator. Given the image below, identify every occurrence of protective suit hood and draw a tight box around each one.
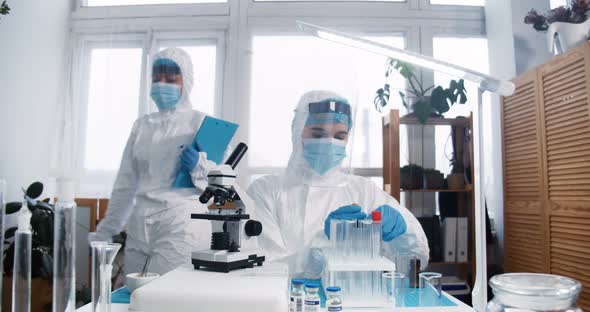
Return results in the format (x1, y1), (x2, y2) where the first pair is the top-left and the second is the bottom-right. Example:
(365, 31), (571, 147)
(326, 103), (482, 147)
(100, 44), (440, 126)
(286, 90), (351, 185)
(152, 48), (194, 112)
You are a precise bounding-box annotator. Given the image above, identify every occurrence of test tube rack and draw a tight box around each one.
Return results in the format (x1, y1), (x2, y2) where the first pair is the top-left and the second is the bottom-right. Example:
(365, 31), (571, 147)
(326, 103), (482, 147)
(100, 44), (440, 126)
(323, 218), (395, 308)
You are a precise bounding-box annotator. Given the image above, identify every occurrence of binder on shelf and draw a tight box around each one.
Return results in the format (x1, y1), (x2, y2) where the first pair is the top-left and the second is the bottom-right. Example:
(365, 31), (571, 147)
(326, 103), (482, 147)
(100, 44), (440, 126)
(456, 217), (468, 262)
(442, 217), (457, 262)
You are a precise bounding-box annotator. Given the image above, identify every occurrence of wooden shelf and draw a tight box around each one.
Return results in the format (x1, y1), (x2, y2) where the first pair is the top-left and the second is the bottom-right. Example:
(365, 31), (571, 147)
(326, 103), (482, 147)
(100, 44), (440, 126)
(401, 186), (473, 193)
(399, 115), (470, 126)
(428, 261), (470, 266)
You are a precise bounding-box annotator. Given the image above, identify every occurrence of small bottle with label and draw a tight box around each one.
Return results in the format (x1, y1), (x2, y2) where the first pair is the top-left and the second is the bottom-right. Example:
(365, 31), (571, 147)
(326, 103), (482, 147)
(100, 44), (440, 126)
(304, 283), (320, 312)
(289, 279), (305, 312)
(326, 286), (343, 311)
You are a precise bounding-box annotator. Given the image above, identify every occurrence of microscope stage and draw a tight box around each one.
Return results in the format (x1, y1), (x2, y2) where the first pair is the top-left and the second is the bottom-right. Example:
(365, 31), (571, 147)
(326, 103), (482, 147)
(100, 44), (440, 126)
(192, 249), (265, 273)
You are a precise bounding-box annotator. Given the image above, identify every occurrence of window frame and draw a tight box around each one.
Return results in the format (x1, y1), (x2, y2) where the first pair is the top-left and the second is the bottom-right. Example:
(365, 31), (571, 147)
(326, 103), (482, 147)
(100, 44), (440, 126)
(69, 0), (487, 192)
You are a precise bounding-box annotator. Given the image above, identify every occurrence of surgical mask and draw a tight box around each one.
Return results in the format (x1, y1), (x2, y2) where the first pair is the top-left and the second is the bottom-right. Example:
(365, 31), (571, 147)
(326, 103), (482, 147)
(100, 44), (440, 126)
(302, 138), (347, 175)
(151, 82), (181, 110)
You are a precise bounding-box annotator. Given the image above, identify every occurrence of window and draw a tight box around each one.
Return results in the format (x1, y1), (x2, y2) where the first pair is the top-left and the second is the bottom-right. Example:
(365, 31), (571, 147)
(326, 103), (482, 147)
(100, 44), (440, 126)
(550, 0), (567, 9)
(254, 0), (403, 2)
(249, 35), (405, 172)
(84, 47), (142, 171)
(159, 43), (218, 115)
(85, 0), (225, 6)
(430, 0), (484, 6)
(432, 37), (489, 173)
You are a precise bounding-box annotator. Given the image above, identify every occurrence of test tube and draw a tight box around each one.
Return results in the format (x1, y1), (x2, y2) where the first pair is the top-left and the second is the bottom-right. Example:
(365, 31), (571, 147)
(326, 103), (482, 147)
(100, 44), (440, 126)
(371, 211), (382, 258)
(419, 272), (442, 307)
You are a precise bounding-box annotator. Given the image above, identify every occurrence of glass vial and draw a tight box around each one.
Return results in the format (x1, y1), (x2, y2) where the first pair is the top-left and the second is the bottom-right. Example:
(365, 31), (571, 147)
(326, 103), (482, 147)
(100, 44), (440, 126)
(304, 283), (320, 312)
(326, 286), (343, 311)
(289, 279), (305, 312)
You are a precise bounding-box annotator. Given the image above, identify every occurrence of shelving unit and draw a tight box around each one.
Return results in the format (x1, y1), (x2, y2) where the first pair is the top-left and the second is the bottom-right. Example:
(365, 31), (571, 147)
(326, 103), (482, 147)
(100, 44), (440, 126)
(382, 109), (475, 285)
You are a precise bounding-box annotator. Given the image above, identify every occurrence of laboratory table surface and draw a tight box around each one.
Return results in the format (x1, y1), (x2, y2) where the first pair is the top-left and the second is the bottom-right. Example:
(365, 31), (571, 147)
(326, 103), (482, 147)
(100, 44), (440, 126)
(76, 291), (474, 312)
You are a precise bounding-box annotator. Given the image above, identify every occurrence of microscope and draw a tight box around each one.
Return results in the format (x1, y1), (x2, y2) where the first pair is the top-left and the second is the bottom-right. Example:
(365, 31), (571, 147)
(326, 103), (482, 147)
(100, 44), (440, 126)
(191, 142), (265, 273)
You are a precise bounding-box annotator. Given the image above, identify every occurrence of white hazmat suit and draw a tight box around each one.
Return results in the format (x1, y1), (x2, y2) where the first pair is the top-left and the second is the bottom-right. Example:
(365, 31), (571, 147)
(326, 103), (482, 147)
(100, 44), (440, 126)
(91, 48), (218, 274)
(247, 90), (429, 277)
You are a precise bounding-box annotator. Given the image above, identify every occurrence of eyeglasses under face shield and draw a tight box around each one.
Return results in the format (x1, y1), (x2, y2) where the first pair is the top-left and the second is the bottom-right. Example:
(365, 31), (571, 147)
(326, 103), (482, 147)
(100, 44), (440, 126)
(152, 58), (182, 84)
(306, 98), (352, 130)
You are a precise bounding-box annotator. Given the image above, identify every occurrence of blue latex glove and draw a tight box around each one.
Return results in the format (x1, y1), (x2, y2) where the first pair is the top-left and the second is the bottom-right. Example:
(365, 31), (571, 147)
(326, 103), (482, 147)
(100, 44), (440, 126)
(376, 205), (407, 241)
(180, 145), (200, 172)
(324, 204), (367, 238)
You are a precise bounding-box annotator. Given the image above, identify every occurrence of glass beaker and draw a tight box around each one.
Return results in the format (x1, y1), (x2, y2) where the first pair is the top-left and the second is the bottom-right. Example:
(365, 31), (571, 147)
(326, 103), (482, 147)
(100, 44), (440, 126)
(382, 272), (406, 307)
(91, 242), (121, 312)
(418, 272), (442, 306)
(487, 273), (582, 312)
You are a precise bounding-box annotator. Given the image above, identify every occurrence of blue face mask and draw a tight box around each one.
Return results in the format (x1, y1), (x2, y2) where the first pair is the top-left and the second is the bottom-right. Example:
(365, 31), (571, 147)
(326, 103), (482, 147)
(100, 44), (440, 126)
(303, 138), (347, 175)
(151, 82), (181, 110)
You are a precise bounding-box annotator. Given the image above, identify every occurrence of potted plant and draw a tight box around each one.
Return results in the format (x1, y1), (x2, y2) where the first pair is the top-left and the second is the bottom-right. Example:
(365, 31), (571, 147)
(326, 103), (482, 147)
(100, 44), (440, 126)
(0, 1), (9, 20)
(423, 168), (445, 190)
(374, 58), (467, 124)
(3, 182), (54, 312)
(525, 0), (590, 54)
(400, 164), (424, 190)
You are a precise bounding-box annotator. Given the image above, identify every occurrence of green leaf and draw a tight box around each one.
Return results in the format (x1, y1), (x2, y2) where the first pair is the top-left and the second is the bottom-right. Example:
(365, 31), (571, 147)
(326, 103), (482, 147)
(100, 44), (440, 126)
(5, 202), (22, 214)
(399, 91), (408, 109)
(430, 86), (450, 114)
(4, 227), (17, 239)
(447, 79), (467, 105)
(387, 58), (416, 81)
(413, 97), (432, 124)
(374, 84), (390, 112)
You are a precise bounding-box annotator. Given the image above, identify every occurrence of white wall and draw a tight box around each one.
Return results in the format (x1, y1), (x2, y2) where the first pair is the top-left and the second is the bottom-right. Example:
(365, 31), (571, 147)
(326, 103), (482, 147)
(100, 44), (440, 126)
(0, 0), (72, 202)
(484, 0), (553, 267)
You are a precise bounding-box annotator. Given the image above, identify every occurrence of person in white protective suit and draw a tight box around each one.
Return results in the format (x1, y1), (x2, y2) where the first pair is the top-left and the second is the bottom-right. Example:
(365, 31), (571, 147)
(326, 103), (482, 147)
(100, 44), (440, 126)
(88, 48), (220, 275)
(247, 90), (429, 277)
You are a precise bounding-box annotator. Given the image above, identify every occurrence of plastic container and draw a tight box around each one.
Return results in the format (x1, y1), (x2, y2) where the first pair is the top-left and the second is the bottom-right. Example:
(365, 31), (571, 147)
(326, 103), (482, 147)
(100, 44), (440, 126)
(326, 286), (343, 311)
(487, 273), (582, 312)
(289, 279), (305, 312)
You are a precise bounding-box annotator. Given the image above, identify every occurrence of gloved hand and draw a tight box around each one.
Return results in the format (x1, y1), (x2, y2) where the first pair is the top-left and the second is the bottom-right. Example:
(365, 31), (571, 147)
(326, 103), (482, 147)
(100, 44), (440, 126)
(88, 231), (113, 244)
(324, 204), (367, 238)
(376, 205), (407, 241)
(180, 145), (200, 172)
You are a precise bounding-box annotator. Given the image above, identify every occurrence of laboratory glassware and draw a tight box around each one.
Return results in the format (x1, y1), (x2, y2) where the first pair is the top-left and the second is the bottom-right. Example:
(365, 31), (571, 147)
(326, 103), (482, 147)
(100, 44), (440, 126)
(418, 272), (442, 306)
(487, 273), (582, 312)
(53, 179), (77, 311)
(12, 204), (32, 312)
(91, 242), (122, 312)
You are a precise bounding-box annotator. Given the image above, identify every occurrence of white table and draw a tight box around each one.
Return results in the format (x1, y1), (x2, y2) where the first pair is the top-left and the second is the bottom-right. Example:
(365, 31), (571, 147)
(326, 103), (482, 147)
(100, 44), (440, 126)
(77, 292), (473, 312)
(76, 264), (473, 312)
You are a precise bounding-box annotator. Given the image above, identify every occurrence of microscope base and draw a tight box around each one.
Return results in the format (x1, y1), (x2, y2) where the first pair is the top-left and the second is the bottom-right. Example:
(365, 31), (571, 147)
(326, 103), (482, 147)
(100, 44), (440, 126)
(192, 250), (265, 273)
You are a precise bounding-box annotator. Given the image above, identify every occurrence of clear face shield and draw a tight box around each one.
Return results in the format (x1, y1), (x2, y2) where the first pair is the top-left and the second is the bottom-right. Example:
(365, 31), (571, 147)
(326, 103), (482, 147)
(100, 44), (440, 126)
(300, 97), (357, 178)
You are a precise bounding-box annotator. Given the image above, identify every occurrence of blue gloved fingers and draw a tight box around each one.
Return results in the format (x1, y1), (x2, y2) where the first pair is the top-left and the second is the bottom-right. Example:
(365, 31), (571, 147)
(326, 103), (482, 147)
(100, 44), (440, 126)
(333, 211), (367, 220)
(333, 204), (363, 215)
(376, 205), (408, 242)
(325, 204), (365, 238)
(180, 146), (199, 171)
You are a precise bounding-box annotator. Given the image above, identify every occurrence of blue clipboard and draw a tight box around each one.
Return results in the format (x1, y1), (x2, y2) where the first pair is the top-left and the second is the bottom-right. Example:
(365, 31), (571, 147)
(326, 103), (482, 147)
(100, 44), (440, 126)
(174, 116), (239, 188)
